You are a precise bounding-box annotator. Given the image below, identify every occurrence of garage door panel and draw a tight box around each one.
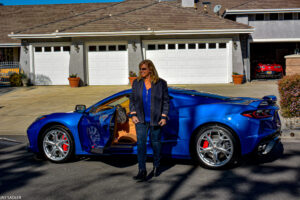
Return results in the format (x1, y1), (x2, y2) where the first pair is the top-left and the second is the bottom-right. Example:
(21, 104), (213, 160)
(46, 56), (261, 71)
(34, 47), (70, 85)
(145, 41), (229, 84)
(88, 44), (128, 85)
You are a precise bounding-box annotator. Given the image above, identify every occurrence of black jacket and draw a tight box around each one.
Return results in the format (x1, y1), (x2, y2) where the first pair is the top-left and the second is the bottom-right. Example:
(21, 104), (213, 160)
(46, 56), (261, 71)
(129, 78), (169, 126)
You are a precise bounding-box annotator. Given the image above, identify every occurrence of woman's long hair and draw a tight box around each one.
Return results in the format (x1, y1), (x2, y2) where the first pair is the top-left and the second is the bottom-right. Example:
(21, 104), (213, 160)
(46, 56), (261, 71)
(137, 59), (159, 84)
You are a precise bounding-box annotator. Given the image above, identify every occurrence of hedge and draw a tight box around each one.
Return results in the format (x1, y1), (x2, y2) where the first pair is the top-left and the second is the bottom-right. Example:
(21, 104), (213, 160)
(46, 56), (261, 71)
(278, 74), (300, 118)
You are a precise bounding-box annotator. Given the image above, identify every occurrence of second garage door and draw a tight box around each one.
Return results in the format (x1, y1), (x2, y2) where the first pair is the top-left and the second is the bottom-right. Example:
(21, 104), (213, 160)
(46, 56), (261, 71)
(33, 45), (71, 85)
(87, 43), (128, 85)
(144, 40), (232, 84)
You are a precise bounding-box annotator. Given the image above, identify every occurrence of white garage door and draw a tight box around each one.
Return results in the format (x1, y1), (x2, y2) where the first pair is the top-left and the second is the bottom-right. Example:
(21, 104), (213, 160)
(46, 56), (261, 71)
(87, 44), (128, 85)
(33, 45), (70, 85)
(144, 40), (232, 84)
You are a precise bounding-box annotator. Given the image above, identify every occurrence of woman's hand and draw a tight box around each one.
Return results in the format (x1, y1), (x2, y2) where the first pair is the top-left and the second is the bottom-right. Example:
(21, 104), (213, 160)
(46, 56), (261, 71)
(132, 116), (140, 124)
(158, 119), (166, 126)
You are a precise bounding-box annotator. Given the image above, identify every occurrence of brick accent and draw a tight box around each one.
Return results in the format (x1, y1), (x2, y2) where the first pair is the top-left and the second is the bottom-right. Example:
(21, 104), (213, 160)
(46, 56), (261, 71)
(285, 55), (300, 75)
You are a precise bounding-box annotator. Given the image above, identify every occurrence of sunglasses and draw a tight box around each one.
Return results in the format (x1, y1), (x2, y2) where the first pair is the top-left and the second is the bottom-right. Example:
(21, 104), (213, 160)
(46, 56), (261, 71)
(140, 68), (148, 71)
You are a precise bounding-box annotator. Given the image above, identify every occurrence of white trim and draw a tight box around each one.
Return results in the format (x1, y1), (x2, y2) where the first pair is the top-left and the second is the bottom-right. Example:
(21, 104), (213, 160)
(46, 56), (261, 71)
(251, 38), (300, 42)
(0, 43), (21, 47)
(29, 44), (34, 83)
(31, 42), (72, 47)
(225, 8), (300, 15)
(228, 40), (233, 83)
(142, 38), (232, 44)
(8, 29), (254, 39)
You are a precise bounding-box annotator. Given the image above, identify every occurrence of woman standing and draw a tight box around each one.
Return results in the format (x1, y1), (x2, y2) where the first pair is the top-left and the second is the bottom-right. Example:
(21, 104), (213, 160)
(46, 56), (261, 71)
(130, 59), (169, 181)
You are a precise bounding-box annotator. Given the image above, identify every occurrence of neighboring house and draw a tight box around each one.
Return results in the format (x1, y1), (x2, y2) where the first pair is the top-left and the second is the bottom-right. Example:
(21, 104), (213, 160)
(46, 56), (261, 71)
(202, 0), (300, 80)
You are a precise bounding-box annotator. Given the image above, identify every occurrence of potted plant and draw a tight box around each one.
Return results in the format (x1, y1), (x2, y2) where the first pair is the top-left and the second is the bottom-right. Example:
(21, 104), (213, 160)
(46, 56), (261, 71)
(68, 74), (80, 87)
(232, 72), (244, 84)
(20, 72), (28, 86)
(128, 71), (137, 86)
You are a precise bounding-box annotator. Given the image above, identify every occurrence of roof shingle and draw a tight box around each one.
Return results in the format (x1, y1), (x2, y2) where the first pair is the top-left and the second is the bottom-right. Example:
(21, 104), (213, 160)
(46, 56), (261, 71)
(0, 0), (252, 43)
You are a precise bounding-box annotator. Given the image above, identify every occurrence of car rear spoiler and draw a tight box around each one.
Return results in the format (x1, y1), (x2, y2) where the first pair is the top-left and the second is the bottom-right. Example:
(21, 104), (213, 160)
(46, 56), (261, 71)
(249, 95), (277, 108)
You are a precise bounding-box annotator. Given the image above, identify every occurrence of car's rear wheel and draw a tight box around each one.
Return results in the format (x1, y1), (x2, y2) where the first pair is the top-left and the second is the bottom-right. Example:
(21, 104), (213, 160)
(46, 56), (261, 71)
(40, 125), (74, 163)
(193, 125), (239, 169)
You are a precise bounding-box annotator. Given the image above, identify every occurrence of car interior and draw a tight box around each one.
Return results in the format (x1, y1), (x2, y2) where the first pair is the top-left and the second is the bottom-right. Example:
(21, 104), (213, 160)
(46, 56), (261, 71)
(90, 95), (137, 145)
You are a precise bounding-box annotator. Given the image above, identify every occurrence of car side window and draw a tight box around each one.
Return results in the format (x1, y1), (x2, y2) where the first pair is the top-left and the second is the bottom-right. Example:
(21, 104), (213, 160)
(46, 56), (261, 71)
(89, 95), (129, 114)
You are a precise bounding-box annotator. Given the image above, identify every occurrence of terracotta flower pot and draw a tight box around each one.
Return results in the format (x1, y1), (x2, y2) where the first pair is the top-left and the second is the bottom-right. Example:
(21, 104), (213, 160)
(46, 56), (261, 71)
(68, 77), (80, 87)
(129, 77), (137, 86)
(232, 75), (244, 84)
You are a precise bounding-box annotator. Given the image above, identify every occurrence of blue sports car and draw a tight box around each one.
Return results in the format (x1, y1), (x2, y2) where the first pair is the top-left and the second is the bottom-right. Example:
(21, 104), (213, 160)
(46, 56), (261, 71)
(27, 88), (281, 169)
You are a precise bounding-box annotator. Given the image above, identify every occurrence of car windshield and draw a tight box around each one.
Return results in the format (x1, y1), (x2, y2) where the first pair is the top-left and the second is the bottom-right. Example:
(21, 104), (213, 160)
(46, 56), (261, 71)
(89, 95), (129, 114)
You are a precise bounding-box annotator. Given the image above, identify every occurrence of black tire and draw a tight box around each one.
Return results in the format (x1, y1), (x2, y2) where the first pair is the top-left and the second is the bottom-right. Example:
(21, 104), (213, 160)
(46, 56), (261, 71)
(39, 125), (75, 163)
(192, 124), (239, 169)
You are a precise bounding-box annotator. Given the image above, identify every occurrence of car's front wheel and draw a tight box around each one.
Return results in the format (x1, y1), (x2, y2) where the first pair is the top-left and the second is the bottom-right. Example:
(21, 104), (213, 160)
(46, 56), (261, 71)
(193, 125), (239, 169)
(40, 125), (74, 163)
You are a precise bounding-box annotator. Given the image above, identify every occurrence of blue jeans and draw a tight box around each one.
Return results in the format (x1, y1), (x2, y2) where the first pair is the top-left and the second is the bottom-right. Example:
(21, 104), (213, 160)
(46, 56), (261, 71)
(136, 122), (161, 170)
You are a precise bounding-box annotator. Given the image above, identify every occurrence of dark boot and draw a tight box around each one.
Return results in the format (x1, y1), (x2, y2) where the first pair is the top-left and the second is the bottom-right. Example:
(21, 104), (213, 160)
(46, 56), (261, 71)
(153, 167), (160, 177)
(133, 169), (147, 181)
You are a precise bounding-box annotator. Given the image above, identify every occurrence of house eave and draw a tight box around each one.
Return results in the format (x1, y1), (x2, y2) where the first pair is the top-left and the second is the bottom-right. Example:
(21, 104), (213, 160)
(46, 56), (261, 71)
(225, 8), (300, 16)
(8, 29), (254, 39)
(0, 43), (21, 47)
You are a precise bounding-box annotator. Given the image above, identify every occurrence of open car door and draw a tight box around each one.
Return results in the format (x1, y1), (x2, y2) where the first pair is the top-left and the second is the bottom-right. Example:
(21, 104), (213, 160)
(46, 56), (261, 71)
(78, 94), (131, 154)
(79, 106), (117, 154)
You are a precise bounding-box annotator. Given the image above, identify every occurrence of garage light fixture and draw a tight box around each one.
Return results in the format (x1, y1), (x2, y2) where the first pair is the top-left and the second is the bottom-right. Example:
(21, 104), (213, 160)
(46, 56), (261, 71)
(22, 39), (29, 54)
(74, 43), (80, 53)
(132, 41), (137, 51)
(233, 42), (238, 50)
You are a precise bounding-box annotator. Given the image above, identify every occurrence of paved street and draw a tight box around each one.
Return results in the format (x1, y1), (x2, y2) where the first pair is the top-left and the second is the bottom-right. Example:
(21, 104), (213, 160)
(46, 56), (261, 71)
(0, 135), (299, 200)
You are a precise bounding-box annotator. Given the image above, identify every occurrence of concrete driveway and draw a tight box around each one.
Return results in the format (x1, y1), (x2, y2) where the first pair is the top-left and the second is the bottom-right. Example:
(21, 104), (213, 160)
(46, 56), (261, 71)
(0, 80), (280, 135)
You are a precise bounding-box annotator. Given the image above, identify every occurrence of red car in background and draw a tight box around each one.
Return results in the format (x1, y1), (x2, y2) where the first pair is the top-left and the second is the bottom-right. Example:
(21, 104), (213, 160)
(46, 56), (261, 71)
(255, 63), (284, 79)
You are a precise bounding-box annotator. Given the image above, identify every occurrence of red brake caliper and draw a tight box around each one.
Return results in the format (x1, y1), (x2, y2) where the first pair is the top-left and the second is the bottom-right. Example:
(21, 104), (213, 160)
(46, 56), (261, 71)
(61, 135), (69, 151)
(203, 140), (209, 148)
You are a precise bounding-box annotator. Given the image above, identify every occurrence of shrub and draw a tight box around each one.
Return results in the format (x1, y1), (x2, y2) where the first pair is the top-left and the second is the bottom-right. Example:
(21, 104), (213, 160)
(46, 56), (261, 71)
(69, 74), (77, 78)
(129, 71), (137, 77)
(278, 74), (300, 117)
(9, 73), (22, 87)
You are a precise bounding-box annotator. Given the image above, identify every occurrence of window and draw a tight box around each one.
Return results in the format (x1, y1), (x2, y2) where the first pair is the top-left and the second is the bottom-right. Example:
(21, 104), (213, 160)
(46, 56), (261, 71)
(270, 13), (278, 20)
(63, 46), (70, 52)
(89, 46), (97, 52)
(178, 43), (186, 49)
(168, 44), (175, 50)
(208, 43), (216, 49)
(298, 13), (300, 20)
(219, 43), (226, 49)
(188, 43), (196, 49)
(99, 45), (106, 51)
(157, 44), (166, 50)
(44, 47), (51, 52)
(35, 47), (42, 52)
(54, 46), (61, 52)
(108, 45), (116, 51)
(284, 13), (293, 20)
(118, 45), (126, 51)
(255, 14), (264, 21)
(198, 43), (206, 49)
(147, 44), (156, 50)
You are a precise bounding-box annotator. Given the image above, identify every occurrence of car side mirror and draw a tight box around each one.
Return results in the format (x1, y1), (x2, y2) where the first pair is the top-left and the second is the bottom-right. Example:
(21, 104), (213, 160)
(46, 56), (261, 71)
(75, 104), (86, 113)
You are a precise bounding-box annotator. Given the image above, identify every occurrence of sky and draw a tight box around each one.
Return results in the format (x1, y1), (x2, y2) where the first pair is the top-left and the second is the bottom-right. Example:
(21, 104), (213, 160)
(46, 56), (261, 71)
(0, 0), (122, 6)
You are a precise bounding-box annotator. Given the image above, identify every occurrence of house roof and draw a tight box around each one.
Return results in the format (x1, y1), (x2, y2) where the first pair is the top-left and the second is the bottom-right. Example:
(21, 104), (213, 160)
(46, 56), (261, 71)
(1, 0), (252, 43)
